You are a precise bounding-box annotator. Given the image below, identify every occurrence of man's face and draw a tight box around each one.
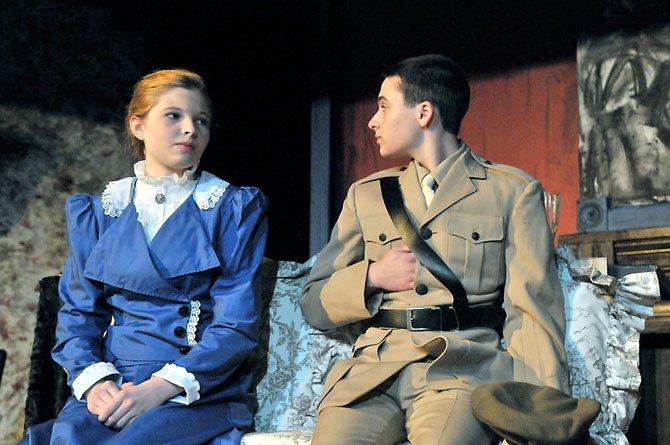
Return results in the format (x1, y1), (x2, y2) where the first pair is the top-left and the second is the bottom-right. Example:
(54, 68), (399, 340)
(368, 76), (421, 158)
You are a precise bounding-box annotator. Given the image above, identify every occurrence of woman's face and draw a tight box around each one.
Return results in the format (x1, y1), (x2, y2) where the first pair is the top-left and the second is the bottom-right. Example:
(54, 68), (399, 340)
(130, 87), (211, 177)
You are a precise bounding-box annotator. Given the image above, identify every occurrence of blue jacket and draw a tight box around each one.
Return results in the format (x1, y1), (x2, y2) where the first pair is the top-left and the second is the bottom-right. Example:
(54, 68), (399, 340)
(52, 172), (268, 402)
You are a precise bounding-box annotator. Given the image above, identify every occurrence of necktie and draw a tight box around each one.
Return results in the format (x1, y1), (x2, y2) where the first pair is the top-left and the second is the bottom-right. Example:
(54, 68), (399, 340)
(421, 173), (437, 206)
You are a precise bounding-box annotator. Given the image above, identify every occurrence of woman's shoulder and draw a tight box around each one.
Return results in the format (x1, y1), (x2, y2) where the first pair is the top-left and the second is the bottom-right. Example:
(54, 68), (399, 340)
(100, 176), (136, 217)
(193, 171), (231, 210)
(64, 194), (98, 220)
(195, 171), (267, 212)
(65, 176), (135, 219)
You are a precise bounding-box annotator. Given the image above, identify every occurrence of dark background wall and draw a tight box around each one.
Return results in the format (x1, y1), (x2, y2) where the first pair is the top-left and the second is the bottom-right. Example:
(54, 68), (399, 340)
(3, 0), (669, 261)
(1, 0), (314, 261)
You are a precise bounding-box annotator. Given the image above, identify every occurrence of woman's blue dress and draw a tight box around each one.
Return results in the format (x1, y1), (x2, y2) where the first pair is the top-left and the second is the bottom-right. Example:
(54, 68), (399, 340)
(21, 172), (268, 445)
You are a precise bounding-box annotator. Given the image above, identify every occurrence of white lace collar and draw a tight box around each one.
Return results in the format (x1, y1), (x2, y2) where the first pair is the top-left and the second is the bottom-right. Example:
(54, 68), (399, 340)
(101, 170), (229, 217)
(133, 160), (198, 187)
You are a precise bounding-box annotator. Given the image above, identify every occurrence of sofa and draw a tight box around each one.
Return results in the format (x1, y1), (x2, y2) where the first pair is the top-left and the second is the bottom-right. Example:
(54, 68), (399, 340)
(22, 248), (661, 445)
(22, 257), (352, 445)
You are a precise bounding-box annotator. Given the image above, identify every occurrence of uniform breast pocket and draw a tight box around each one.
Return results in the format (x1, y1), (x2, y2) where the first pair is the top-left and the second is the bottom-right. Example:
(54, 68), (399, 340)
(362, 221), (402, 261)
(446, 212), (504, 294)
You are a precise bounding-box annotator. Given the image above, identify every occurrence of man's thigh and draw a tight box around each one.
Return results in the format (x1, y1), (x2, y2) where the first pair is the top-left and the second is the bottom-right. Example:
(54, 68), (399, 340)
(311, 392), (407, 445)
(394, 363), (496, 445)
(405, 389), (497, 445)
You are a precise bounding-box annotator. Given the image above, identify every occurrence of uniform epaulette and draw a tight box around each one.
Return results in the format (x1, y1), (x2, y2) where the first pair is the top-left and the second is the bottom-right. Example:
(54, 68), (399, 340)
(356, 165), (406, 185)
(471, 151), (535, 182)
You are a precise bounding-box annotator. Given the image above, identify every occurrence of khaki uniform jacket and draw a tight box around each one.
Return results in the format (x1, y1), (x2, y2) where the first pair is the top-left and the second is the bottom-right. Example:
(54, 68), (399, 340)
(300, 146), (569, 413)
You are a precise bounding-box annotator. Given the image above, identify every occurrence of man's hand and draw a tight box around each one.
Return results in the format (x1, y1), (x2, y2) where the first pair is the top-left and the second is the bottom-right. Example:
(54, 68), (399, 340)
(95, 377), (183, 429)
(366, 244), (417, 294)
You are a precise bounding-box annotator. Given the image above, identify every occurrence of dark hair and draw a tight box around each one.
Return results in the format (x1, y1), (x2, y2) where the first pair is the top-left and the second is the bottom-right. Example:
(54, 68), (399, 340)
(384, 54), (470, 135)
(125, 69), (212, 159)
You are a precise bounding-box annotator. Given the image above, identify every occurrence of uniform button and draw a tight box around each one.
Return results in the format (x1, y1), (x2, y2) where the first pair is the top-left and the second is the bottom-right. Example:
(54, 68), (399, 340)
(174, 326), (186, 338)
(471, 231), (480, 241)
(421, 227), (432, 240)
(415, 284), (428, 295)
(485, 160), (492, 165)
(379, 233), (387, 242)
(179, 346), (191, 355)
(178, 306), (190, 317)
(155, 193), (166, 204)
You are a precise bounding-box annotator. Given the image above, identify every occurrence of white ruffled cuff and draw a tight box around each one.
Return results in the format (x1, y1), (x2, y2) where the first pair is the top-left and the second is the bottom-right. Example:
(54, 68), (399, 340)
(153, 363), (201, 405)
(72, 362), (122, 400)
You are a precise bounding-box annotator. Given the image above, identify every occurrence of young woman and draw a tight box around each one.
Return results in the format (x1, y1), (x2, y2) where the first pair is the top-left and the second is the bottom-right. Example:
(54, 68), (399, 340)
(21, 69), (268, 444)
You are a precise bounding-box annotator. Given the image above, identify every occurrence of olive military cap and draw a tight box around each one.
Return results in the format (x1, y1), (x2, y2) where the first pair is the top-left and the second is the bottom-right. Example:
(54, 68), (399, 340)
(471, 382), (601, 445)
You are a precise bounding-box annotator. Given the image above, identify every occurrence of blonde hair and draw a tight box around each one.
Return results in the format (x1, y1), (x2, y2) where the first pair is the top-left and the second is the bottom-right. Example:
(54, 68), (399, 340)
(125, 69), (212, 159)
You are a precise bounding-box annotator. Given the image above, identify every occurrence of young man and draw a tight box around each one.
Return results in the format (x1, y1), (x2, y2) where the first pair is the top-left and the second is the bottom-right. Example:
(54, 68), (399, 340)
(300, 55), (569, 445)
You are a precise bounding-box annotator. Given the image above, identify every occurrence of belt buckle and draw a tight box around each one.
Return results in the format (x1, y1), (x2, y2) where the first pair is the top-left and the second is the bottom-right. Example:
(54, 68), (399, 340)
(446, 305), (461, 330)
(406, 306), (442, 331)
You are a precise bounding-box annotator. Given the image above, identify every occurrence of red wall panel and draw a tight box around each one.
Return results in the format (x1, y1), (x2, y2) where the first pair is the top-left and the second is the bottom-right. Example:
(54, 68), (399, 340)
(461, 59), (579, 237)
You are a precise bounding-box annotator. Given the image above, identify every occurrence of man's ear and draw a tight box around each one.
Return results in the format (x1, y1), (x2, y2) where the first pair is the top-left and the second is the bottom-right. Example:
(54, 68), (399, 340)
(417, 101), (434, 129)
(129, 116), (145, 140)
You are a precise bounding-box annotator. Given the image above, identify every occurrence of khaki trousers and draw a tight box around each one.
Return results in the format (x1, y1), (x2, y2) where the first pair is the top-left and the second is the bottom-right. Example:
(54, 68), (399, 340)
(311, 362), (497, 445)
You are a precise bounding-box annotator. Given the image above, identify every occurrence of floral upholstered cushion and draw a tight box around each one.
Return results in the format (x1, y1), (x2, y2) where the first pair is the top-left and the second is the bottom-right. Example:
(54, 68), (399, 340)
(557, 246), (660, 445)
(248, 257), (354, 434)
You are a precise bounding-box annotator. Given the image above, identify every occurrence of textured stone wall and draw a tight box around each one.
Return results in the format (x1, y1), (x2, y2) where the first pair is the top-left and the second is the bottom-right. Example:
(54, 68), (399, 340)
(0, 1), (141, 442)
(0, 106), (134, 443)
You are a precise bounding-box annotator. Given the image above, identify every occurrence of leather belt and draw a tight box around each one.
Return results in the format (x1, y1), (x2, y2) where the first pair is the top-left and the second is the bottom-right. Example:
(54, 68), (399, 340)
(370, 305), (505, 332)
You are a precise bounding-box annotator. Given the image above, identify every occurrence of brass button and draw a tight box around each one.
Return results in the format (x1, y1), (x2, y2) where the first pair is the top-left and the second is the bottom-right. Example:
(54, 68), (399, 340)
(471, 231), (480, 241)
(379, 233), (387, 242)
(178, 306), (190, 317)
(421, 227), (432, 240)
(155, 193), (166, 204)
(174, 326), (186, 338)
(179, 346), (191, 355)
(415, 284), (428, 295)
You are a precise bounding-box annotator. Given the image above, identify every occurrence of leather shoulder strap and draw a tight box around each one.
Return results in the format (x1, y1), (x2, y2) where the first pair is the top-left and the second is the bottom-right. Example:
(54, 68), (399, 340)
(379, 177), (469, 316)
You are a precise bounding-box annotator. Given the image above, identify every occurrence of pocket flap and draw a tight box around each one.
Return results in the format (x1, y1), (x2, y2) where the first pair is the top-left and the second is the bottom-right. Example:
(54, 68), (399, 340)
(362, 222), (401, 246)
(353, 328), (392, 352)
(447, 212), (503, 244)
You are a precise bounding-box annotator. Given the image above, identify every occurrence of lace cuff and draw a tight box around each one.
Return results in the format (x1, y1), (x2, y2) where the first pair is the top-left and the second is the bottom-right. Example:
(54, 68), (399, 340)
(153, 363), (201, 405)
(72, 362), (122, 400)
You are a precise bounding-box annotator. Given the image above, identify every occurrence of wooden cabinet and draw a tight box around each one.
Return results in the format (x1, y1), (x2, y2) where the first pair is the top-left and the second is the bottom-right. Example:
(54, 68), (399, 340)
(558, 226), (670, 290)
(558, 226), (670, 286)
(559, 226), (670, 332)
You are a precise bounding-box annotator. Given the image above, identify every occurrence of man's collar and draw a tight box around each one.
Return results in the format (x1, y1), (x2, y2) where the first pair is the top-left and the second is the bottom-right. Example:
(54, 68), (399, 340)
(414, 140), (467, 185)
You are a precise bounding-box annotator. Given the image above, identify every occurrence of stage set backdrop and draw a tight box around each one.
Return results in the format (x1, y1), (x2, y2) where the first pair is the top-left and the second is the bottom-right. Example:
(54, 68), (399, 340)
(1, 6), (670, 443)
(579, 27), (670, 203)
